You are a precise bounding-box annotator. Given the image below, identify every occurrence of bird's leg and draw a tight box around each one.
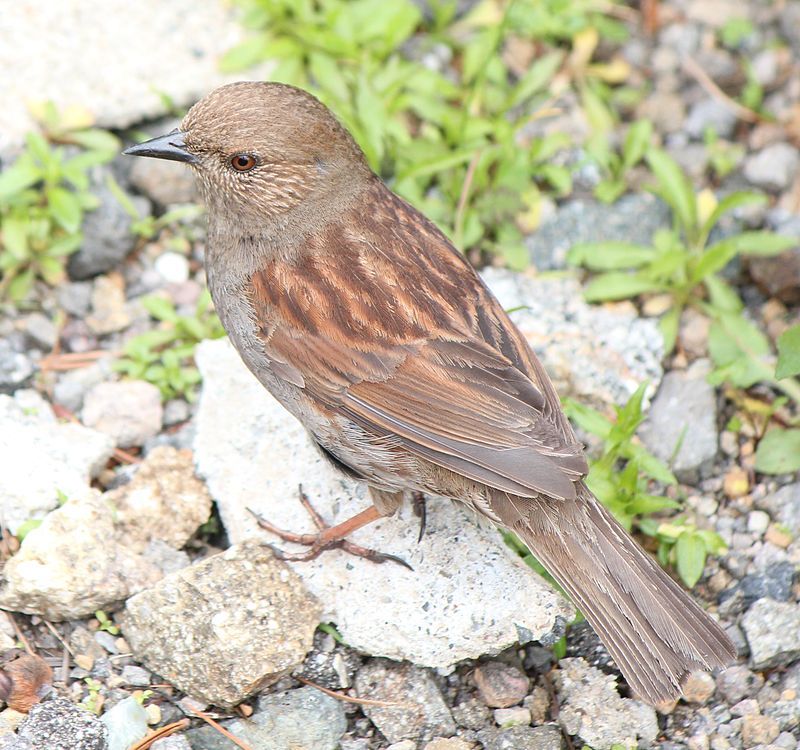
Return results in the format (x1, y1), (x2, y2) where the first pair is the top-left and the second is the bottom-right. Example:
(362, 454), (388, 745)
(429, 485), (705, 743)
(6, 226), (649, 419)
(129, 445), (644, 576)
(412, 491), (427, 542)
(248, 485), (412, 569)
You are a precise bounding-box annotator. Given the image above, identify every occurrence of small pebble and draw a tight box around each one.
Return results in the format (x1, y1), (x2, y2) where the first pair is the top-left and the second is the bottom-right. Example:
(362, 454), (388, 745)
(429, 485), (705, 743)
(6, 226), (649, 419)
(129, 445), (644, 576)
(387, 742), (417, 750)
(731, 699), (760, 717)
(683, 670), (716, 704)
(724, 467), (750, 499)
(474, 662), (529, 708)
(493, 706), (531, 727)
(741, 712), (780, 747)
(145, 703), (162, 725)
(747, 511), (770, 536)
(424, 740), (473, 750)
(121, 665), (152, 687)
(154, 252), (190, 284)
(764, 524), (792, 549)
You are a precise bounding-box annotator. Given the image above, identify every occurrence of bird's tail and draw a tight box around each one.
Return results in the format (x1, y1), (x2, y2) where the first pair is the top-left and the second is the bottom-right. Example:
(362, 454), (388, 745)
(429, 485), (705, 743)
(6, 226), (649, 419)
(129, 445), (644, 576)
(492, 484), (735, 704)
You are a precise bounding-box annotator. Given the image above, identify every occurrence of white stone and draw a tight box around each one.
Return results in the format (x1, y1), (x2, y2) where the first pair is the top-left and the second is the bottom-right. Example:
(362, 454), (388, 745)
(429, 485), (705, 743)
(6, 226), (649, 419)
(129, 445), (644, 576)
(154, 252), (190, 284)
(746, 510), (770, 536)
(194, 339), (574, 670)
(0, 391), (113, 535)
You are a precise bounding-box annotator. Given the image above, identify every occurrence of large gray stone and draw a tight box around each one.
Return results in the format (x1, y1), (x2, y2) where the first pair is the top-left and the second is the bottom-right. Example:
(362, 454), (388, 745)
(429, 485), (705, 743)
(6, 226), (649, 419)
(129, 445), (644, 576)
(120, 540), (322, 708)
(555, 657), (658, 750)
(639, 358), (718, 483)
(193, 336), (573, 672)
(0, 390), (113, 535)
(17, 697), (108, 750)
(742, 598), (800, 670)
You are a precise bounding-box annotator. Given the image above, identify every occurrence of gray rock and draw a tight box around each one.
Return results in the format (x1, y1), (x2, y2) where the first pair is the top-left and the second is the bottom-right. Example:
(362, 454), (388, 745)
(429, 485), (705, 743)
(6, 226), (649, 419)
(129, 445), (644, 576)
(151, 737), (192, 750)
(780, 2), (800, 49)
(355, 659), (456, 743)
(685, 98), (738, 139)
(68, 180), (150, 280)
(743, 143), (800, 192)
(639, 359), (718, 483)
(163, 398), (192, 426)
(0, 390), (113, 535)
(481, 269), (663, 409)
(194, 337), (573, 671)
(53, 360), (113, 413)
(120, 540), (322, 708)
(756, 484), (800, 536)
(477, 724), (564, 750)
(474, 662), (529, 708)
(57, 281), (93, 317)
(0, 446), (206, 619)
(101, 697), (148, 750)
(120, 665), (152, 687)
(0, 340), (33, 394)
(525, 194), (670, 271)
(0, 738), (32, 750)
(17, 697), (108, 750)
(555, 657), (658, 750)
(22, 313), (58, 350)
(82, 380), (163, 448)
(742, 598), (800, 669)
(716, 666), (765, 704)
(215, 687), (346, 750)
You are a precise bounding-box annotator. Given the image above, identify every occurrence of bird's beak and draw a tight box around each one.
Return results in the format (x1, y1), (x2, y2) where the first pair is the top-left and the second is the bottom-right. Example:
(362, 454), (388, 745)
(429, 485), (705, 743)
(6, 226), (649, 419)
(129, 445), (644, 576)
(123, 129), (197, 164)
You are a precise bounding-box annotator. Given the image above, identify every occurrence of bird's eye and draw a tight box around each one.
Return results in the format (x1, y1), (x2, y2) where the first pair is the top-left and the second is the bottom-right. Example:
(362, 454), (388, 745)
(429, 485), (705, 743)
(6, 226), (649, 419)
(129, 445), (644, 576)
(230, 153), (257, 172)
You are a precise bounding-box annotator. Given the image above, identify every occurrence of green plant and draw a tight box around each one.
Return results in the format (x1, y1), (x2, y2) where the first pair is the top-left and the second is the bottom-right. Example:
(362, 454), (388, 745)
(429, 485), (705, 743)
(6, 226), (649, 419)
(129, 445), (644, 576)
(703, 127), (744, 181)
(567, 148), (796, 353)
(115, 291), (225, 401)
(95, 609), (119, 635)
(585, 118), (652, 203)
(564, 384), (727, 588)
(222, 0), (628, 267)
(82, 677), (103, 714)
(0, 108), (119, 301)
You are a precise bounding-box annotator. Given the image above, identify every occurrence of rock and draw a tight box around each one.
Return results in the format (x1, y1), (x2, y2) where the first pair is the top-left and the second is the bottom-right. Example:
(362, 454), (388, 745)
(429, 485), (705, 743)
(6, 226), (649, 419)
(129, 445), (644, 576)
(53, 360), (113, 413)
(120, 665), (151, 687)
(686, 0), (750, 27)
(154, 252), (190, 284)
(120, 540), (321, 708)
(749, 248), (800, 305)
(525, 194), (670, 271)
(194, 338), (573, 670)
(683, 670), (716, 704)
(679, 307), (711, 359)
(477, 724), (563, 750)
(635, 91), (686, 133)
(737, 563), (796, 605)
(0, 489), (165, 619)
(555, 658), (658, 750)
(0, 390), (113, 535)
(69, 181), (149, 280)
(105, 446), (211, 551)
(756, 483), (800, 535)
(742, 599), (800, 669)
(163, 399), (192, 426)
(0, 340), (33, 394)
(424, 739), (474, 750)
(354, 659), (456, 743)
(213, 687), (346, 750)
(741, 713), (780, 747)
(82, 380), (163, 447)
(151, 737), (192, 750)
(746, 510), (770, 535)
(85, 273), (131, 334)
(684, 98), (738, 139)
(17, 697), (108, 750)
(482, 269), (663, 408)
(493, 707), (531, 727)
(452, 696), (492, 730)
(743, 143), (800, 192)
(639, 358), (717, 483)
(21, 313), (58, 350)
(474, 662), (529, 708)
(56, 281), (94, 317)
(101, 697), (148, 750)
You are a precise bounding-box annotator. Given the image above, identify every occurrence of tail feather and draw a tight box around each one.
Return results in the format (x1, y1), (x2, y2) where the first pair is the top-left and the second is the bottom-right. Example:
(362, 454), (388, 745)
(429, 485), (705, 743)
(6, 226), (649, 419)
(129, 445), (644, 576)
(492, 484), (735, 704)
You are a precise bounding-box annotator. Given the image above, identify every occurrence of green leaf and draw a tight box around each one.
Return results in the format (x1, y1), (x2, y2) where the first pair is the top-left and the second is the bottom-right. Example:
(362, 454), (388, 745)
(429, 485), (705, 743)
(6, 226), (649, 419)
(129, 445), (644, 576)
(646, 149), (697, 237)
(562, 398), (612, 439)
(567, 241), (654, 271)
(142, 295), (179, 323)
(218, 33), (272, 72)
(0, 156), (42, 201)
(508, 51), (563, 108)
(700, 191), (765, 239)
(754, 428), (800, 475)
(67, 129), (120, 154)
(675, 532), (706, 588)
(776, 325), (800, 380)
(48, 187), (82, 233)
(704, 275), (742, 313)
(15, 518), (42, 541)
(734, 231), (796, 257)
(708, 312), (772, 387)
(690, 238), (740, 283)
(8, 268), (35, 301)
(582, 272), (661, 301)
(1, 216), (29, 260)
(659, 304), (680, 355)
(621, 119), (652, 170)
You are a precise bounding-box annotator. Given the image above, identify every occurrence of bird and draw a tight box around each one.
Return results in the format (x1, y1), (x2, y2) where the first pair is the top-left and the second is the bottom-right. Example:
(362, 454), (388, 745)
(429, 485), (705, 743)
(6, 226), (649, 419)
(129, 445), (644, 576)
(124, 81), (735, 705)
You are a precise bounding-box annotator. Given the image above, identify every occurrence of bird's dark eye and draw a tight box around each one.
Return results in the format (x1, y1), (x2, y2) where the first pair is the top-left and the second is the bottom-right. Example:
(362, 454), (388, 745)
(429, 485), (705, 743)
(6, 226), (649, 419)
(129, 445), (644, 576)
(230, 153), (257, 172)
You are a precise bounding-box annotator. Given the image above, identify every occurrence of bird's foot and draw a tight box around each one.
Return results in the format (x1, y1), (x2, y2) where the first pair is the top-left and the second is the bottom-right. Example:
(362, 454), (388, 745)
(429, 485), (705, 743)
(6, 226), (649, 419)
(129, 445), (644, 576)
(248, 485), (412, 570)
(412, 491), (427, 543)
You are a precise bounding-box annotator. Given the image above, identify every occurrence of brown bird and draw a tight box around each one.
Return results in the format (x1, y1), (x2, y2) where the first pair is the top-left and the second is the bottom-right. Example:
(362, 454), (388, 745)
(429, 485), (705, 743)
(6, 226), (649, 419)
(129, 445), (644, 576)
(124, 81), (735, 705)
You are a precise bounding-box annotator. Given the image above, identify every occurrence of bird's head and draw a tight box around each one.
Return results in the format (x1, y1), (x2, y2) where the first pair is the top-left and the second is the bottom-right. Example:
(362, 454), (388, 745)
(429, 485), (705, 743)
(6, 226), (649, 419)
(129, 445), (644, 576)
(124, 81), (371, 225)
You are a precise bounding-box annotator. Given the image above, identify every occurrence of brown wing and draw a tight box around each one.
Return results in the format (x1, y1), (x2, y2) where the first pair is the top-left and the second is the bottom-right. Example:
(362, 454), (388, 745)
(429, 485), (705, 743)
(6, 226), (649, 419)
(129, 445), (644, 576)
(246, 180), (587, 500)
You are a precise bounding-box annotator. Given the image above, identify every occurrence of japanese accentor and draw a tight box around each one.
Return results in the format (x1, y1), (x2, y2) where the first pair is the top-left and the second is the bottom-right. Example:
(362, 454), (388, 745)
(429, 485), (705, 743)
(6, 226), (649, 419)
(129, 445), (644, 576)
(124, 81), (735, 705)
